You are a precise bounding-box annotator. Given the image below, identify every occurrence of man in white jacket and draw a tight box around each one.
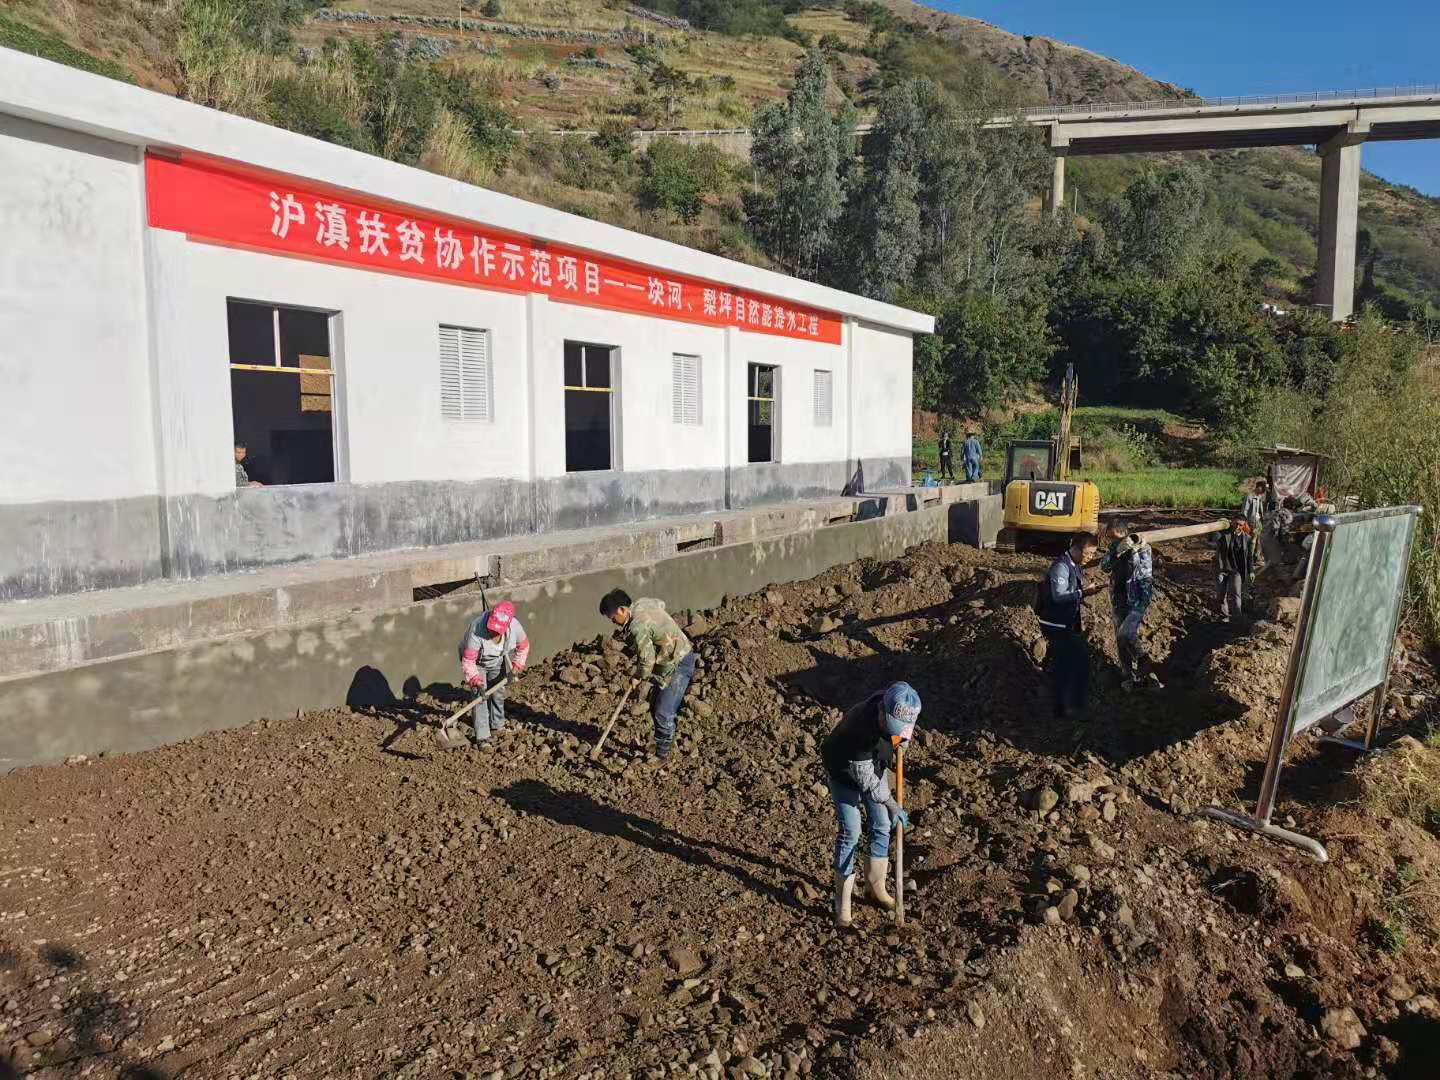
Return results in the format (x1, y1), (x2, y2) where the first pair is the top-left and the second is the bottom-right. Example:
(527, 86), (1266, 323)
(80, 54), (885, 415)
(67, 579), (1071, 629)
(457, 601), (530, 748)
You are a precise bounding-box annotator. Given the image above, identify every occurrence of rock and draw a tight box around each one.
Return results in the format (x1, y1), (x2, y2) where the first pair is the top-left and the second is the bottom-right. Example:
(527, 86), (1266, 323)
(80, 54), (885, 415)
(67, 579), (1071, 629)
(1057, 889), (1079, 922)
(1405, 994), (1438, 1016)
(765, 591), (784, 607)
(689, 698), (714, 719)
(1065, 782), (1095, 804)
(809, 614), (841, 635)
(1032, 787), (1060, 815)
(1320, 1007), (1366, 1050)
(1384, 975), (1414, 1003)
(1067, 864), (1091, 886)
(666, 947), (704, 977)
(64, 754), (88, 766)
(156, 1036), (177, 1053)
(24, 1029), (54, 1047)
(687, 617), (712, 638)
(1043, 906), (1061, 925)
(1284, 963), (1306, 979)
(1114, 905), (1135, 930)
(1102, 800), (1118, 823)
(1028, 634), (1048, 663)
(739, 1056), (766, 1076)
(559, 667), (588, 686)
(965, 999), (986, 1030)
(1276, 597), (1303, 625)
(1087, 835), (1116, 861)
(839, 581), (862, 598)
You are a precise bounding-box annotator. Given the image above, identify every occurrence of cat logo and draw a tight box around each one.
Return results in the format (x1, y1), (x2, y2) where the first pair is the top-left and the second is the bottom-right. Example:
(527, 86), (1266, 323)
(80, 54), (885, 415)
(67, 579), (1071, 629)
(1030, 484), (1073, 516)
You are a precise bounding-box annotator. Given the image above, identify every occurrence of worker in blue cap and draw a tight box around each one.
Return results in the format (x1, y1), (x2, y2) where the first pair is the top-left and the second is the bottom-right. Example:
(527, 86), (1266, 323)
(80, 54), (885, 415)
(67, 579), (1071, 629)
(820, 682), (921, 928)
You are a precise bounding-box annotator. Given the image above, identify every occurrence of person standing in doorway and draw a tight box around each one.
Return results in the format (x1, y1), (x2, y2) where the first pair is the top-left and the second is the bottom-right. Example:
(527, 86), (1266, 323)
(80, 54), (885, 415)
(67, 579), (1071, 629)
(937, 429), (955, 483)
(234, 444), (263, 487)
(962, 429), (983, 484)
(821, 682), (920, 928)
(1102, 520), (1161, 692)
(600, 589), (696, 764)
(457, 600), (530, 748)
(1038, 532), (1096, 719)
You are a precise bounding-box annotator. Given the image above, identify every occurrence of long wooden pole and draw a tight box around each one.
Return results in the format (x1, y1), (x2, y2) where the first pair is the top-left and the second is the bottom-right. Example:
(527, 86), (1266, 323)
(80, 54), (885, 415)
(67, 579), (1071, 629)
(894, 741), (905, 928)
(590, 682), (637, 761)
(1135, 520), (1230, 546)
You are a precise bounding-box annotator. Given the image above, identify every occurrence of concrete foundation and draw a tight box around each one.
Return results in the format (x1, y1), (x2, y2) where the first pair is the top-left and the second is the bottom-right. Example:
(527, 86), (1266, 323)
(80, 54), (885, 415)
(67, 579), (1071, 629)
(0, 498), (972, 770)
(1, 457), (909, 602)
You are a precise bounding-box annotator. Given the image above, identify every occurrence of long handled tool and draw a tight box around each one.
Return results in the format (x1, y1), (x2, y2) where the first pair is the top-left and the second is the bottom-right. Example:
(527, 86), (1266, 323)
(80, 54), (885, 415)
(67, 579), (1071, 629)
(590, 682), (637, 761)
(894, 741), (906, 928)
(435, 672), (510, 749)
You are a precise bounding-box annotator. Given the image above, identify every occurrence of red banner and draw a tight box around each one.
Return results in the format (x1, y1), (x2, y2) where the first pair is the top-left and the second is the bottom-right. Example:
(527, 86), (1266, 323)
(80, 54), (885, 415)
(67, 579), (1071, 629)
(144, 154), (842, 345)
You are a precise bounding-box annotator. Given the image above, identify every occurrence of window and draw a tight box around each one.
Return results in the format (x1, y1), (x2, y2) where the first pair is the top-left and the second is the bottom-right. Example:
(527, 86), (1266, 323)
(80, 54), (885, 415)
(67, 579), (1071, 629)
(672, 353), (701, 426)
(227, 299), (337, 486)
(747, 363), (777, 464)
(813, 369), (833, 427)
(565, 341), (616, 472)
(439, 325), (492, 422)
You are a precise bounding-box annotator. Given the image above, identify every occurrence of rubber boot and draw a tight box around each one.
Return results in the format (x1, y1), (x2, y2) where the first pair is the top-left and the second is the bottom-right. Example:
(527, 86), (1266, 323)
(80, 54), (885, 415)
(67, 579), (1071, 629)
(865, 857), (896, 911)
(833, 872), (855, 928)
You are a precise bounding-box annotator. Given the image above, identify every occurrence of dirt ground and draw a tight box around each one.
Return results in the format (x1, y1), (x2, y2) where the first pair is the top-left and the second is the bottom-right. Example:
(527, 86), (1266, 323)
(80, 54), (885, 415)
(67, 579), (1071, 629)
(3, 518), (1439, 1079)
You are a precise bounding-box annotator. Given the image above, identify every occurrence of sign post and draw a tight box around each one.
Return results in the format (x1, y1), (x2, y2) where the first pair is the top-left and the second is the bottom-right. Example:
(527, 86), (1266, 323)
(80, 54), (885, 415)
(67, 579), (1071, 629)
(1201, 506), (1422, 861)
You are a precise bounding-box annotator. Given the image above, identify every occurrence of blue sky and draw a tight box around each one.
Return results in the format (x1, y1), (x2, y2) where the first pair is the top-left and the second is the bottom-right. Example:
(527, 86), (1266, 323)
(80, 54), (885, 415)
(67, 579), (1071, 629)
(932, 1), (1440, 196)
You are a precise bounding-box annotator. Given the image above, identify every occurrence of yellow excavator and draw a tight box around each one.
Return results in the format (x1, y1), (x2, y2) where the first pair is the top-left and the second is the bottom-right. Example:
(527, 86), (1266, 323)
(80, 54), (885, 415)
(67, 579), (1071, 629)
(998, 364), (1101, 550)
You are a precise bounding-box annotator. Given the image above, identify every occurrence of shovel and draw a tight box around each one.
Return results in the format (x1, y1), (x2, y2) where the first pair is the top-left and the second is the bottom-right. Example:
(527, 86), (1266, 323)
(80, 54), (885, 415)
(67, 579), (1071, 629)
(590, 681), (638, 761)
(434, 672), (511, 750)
(894, 740), (906, 928)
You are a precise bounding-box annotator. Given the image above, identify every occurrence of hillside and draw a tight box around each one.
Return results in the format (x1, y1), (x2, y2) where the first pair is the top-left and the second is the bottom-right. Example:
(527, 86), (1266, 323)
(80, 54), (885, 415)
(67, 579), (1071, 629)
(1, 0), (1437, 310)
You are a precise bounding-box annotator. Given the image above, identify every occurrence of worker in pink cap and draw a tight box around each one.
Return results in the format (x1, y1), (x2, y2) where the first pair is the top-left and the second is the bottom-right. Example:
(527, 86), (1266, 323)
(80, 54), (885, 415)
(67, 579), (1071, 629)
(457, 601), (530, 748)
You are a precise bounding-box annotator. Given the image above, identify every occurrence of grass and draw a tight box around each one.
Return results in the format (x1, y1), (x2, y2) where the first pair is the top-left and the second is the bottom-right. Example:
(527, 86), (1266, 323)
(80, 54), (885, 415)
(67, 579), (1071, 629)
(0, 11), (132, 82)
(1076, 467), (1243, 509)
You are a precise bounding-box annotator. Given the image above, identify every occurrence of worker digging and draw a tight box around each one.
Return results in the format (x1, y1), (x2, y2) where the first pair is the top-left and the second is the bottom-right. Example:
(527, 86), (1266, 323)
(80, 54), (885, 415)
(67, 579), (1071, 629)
(455, 600), (531, 750)
(1038, 531), (1097, 720)
(600, 588), (696, 764)
(821, 682), (920, 929)
(1102, 518), (1162, 692)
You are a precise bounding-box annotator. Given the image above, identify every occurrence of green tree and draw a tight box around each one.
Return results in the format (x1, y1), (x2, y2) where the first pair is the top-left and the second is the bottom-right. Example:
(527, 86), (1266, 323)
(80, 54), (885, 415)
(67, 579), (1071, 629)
(747, 49), (855, 280)
(930, 293), (1054, 413)
(483, 0), (502, 18)
(1100, 166), (1219, 280)
(637, 138), (730, 223)
(649, 62), (692, 120)
(844, 80), (924, 300)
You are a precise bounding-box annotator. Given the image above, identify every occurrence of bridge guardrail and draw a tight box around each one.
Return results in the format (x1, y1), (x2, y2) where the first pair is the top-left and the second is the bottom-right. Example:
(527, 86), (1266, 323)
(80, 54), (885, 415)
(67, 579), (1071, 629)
(1020, 84), (1440, 118)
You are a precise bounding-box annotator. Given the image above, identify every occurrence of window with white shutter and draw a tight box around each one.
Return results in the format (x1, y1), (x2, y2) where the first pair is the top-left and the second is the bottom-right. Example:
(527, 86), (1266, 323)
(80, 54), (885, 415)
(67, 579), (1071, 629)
(439, 325), (492, 422)
(672, 353), (701, 425)
(813, 369), (833, 427)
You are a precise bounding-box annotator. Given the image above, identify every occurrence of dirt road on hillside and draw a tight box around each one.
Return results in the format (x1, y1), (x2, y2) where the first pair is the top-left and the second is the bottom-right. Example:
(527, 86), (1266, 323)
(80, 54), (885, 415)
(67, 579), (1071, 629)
(2, 521), (1437, 1079)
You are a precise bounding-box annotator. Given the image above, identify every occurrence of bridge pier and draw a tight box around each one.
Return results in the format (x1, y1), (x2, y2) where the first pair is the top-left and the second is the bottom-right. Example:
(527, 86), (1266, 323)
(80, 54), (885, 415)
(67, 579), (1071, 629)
(1047, 152), (1067, 217)
(1314, 129), (1366, 321)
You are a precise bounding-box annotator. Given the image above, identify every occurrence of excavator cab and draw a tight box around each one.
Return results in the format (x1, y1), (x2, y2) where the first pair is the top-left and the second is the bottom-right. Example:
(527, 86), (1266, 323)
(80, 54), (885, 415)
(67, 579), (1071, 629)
(998, 366), (1101, 549)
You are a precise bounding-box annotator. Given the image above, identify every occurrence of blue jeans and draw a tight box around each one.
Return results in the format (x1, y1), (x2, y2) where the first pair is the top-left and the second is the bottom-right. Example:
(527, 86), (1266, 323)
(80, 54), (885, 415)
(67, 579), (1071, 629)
(470, 667), (506, 742)
(964, 458), (981, 483)
(828, 773), (893, 877)
(651, 652), (696, 758)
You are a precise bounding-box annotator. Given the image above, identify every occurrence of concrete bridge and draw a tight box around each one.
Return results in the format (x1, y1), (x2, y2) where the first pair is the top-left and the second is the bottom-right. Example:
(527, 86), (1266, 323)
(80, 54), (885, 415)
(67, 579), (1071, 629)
(581, 86), (1440, 321)
(1026, 86), (1440, 320)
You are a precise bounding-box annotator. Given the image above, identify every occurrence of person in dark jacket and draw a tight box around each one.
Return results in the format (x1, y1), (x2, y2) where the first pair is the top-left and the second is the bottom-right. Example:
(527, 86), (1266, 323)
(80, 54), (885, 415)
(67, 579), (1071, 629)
(821, 682), (921, 928)
(1038, 532), (1097, 719)
(1215, 518), (1253, 622)
(937, 429), (954, 482)
(1101, 520), (1160, 691)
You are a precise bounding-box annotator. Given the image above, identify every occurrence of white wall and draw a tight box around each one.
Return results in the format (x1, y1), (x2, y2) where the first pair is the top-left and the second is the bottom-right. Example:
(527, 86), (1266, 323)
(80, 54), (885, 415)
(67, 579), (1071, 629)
(0, 116), (155, 502)
(148, 238), (532, 494)
(730, 333), (848, 466)
(531, 298), (729, 479)
(850, 321), (913, 461)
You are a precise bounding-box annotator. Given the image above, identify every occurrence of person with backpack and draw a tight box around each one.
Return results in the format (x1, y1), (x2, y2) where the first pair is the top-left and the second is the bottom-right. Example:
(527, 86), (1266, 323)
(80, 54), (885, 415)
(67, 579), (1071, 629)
(821, 682), (921, 928)
(457, 600), (530, 748)
(1102, 519), (1160, 692)
(1037, 532), (1097, 720)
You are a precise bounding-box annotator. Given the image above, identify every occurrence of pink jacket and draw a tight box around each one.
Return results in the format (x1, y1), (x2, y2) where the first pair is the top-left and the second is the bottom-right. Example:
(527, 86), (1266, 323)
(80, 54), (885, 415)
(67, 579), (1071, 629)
(459, 611), (530, 683)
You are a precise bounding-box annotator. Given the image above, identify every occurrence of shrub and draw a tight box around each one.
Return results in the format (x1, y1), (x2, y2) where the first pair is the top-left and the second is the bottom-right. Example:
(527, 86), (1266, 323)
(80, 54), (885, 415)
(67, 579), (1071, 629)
(0, 13), (131, 82)
(483, 0), (502, 18)
(592, 119), (635, 163)
(267, 70), (374, 153)
(636, 137), (730, 223)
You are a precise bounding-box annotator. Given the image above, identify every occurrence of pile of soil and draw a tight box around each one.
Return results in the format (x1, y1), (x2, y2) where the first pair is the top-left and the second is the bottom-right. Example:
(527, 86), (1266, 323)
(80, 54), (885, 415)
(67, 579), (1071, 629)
(2, 520), (1437, 1079)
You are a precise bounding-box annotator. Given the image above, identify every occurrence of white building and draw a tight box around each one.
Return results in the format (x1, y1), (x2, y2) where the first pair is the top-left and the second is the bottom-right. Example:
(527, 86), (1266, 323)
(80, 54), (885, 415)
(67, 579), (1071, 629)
(0, 50), (932, 603)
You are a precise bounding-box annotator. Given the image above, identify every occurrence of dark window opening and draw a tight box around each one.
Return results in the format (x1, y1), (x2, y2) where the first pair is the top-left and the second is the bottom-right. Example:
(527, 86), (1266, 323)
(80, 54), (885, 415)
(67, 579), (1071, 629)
(227, 299), (337, 487)
(565, 341), (616, 472)
(748, 363), (777, 464)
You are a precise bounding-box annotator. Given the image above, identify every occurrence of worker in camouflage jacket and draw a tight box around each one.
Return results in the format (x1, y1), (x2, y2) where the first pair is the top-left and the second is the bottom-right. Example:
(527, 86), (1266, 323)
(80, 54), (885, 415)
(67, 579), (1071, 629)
(600, 588), (696, 762)
(1102, 519), (1161, 691)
